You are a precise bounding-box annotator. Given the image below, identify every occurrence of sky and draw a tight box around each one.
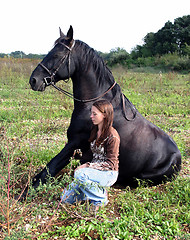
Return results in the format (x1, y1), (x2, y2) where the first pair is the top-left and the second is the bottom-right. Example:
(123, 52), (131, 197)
(1, 0), (189, 54)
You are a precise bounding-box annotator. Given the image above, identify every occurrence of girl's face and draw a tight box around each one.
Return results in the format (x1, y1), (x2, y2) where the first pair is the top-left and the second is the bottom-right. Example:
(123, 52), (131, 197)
(90, 106), (105, 126)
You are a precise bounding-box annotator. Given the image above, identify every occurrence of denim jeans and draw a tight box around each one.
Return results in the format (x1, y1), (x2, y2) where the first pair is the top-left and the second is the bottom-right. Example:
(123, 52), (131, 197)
(60, 168), (118, 206)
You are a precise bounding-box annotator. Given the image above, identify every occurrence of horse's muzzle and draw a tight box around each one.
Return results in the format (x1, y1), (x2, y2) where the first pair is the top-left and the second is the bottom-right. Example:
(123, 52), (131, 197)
(29, 77), (46, 91)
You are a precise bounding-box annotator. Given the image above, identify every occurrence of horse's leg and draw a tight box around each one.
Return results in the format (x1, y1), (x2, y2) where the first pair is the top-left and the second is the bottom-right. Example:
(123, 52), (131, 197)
(20, 141), (75, 199)
(139, 151), (181, 183)
(32, 141), (76, 188)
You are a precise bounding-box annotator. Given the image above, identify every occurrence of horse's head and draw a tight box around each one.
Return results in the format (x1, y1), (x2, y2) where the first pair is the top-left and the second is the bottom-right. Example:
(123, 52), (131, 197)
(29, 26), (75, 91)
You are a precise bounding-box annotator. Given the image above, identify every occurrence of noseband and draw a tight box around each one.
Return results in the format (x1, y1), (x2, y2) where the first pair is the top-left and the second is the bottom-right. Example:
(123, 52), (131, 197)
(39, 40), (75, 86)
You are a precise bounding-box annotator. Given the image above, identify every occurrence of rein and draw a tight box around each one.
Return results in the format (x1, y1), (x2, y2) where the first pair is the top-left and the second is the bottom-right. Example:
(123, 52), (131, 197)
(52, 80), (117, 103)
(39, 40), (117, 103)
(38, 39), (136, 119)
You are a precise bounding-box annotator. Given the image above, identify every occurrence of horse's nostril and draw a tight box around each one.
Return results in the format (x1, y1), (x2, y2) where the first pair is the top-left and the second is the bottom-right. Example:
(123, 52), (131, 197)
(30, 77), (36, 86)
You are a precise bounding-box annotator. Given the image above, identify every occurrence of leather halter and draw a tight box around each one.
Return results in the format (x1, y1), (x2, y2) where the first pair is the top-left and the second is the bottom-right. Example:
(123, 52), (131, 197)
(39, 40), (75, 86)
(38, 40), (117, 103)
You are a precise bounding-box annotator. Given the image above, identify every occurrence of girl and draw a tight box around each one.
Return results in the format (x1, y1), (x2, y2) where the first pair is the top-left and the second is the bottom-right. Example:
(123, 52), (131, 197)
(61, 100), (120, 210)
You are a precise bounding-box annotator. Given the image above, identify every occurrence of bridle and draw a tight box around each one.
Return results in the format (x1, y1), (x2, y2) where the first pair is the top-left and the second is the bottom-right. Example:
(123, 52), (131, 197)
(39, 40), (75, 87)
(38, 39), (136, 119)
(38, 40), (117, 103)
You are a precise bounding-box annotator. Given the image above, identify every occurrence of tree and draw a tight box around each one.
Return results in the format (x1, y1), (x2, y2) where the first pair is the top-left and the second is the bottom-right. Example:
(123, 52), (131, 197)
(0, 53), (7, 58)
(131, 45), (144, 59)
(143, 32), (156, 56)
(131, 15), (190, 59)
(174, 15), (190, 54)
(100, 48), (130, 66)
(154, 21), (177, 55)
(10, 51), (26, 58)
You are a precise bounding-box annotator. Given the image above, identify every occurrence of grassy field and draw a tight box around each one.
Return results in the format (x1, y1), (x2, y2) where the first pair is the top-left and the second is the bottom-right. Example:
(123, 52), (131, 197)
(0, 58), (189, 239)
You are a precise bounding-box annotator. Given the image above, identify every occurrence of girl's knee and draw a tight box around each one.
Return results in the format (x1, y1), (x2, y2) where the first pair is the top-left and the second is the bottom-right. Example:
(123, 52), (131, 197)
(74, 168), (86, 179)
(74, 169), (90, 187)
(74, 169), (81, 179)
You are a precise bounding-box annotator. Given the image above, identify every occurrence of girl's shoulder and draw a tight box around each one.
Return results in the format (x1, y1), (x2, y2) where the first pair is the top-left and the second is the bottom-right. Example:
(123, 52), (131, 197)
(108, 127), (120, 142)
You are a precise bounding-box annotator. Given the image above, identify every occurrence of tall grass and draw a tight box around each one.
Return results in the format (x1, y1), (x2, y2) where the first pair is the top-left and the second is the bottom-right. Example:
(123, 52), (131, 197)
(0, 59), (189, 239)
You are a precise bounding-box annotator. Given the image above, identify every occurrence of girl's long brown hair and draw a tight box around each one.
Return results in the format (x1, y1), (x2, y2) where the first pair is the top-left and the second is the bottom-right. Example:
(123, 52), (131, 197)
(89, 99), (114, 146)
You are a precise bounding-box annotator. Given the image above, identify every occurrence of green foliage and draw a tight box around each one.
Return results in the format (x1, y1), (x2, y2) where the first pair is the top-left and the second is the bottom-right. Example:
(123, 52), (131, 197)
(0, 51), (45, 59)
(132, 15), (190, 58)
(128, 53), (190, 72)
(100, 50), (190, 72)
(43, 177), (190, 239)
(99, 47), (130, 67)
(183, 43), (190, 56)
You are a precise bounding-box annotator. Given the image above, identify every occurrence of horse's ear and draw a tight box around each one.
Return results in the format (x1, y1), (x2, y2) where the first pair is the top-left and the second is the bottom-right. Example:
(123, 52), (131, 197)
(66, 25), (73, 41)
(59, 27), (65, 38)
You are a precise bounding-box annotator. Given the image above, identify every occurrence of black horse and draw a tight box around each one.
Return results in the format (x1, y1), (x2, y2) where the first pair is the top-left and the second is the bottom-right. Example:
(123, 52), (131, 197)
(29, 26), (181, 189)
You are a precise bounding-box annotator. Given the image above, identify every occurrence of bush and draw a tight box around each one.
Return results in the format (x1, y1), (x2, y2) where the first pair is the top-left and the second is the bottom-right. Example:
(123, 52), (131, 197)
(158, 53), (190, 71)
(128, 53), (190, 72)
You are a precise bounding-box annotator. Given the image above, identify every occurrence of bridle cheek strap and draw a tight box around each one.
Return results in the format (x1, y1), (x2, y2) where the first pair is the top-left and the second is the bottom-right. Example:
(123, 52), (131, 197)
(39, 40), (75, 86)
(38, 63), (54, 86)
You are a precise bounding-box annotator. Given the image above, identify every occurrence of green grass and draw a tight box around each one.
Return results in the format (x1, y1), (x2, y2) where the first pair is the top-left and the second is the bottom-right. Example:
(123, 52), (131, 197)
(0, 59), (189, 239)
(38, 177), (189, 240)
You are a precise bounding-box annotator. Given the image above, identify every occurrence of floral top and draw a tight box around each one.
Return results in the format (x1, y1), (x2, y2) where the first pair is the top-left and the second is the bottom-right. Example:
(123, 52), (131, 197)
(81, 127), (120, 171)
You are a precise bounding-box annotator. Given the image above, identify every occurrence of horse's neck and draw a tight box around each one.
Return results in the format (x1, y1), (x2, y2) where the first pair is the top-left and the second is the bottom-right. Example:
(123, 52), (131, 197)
(72, 66), (113, 101)
(72, 42), (116, 102)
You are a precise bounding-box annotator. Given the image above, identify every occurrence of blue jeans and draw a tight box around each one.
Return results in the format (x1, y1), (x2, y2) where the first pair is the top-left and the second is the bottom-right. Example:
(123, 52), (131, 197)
(60, 168), (118, 206)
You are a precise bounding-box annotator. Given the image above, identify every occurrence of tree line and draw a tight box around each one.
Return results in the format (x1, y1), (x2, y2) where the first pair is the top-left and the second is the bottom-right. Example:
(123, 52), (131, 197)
(1, 15), (189, 71)
(131, 15), (190, 58)
(99, 15), (190, 71)
(0, 51), (46, 59)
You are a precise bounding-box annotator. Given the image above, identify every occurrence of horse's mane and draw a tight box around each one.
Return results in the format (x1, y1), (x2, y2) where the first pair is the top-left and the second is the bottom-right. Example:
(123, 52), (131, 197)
(75, 40), (114, 83)
(55, 37), (114, 84)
